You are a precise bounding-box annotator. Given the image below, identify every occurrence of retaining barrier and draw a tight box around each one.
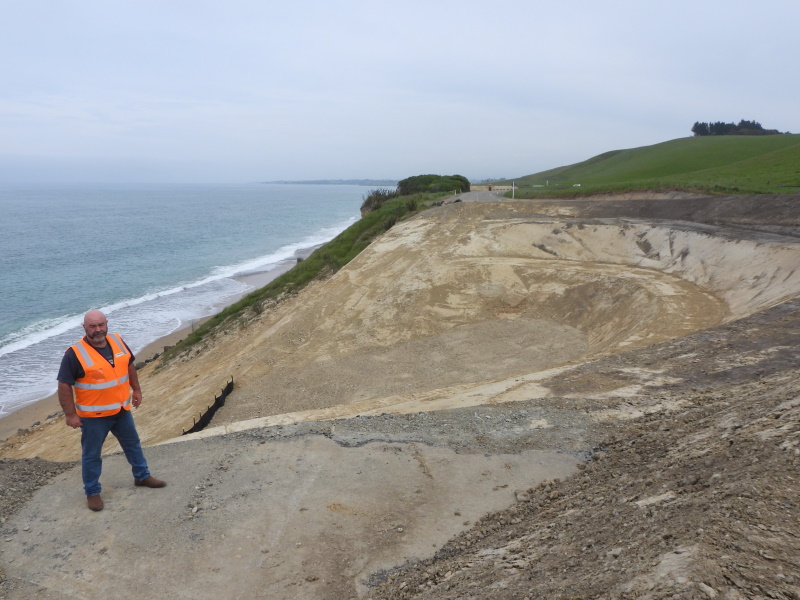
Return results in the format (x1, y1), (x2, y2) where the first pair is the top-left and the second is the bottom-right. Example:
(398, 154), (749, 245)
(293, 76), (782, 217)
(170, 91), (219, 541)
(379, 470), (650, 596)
(182, 377), (233, 435)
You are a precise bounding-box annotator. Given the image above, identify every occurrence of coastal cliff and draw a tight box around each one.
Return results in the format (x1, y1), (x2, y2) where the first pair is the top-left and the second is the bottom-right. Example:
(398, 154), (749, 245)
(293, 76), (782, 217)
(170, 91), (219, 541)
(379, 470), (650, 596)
(2, 193), (800, 599)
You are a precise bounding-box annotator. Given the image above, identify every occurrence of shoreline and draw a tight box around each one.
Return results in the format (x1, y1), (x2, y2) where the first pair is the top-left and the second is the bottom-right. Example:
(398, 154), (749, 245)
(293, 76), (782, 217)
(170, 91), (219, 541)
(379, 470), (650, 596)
(0, 325), (197, 442)
(0, 252), (310, 443)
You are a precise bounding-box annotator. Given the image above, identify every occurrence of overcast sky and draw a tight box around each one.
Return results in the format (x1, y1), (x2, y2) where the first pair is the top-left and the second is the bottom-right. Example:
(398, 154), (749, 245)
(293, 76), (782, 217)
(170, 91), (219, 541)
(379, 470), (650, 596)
(1, 0), (797, 184)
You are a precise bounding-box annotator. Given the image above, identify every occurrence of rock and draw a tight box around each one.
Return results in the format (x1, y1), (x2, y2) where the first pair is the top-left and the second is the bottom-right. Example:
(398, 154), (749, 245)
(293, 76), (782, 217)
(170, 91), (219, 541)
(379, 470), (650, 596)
(697, 582), (718, 598)
(680, 474), (700, 487)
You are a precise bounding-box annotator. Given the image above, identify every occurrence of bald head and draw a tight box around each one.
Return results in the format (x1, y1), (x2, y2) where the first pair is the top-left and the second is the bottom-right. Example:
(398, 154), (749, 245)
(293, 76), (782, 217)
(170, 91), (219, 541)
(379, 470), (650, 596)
(83, 310), (109, 347)
(84, 310), (106, 326)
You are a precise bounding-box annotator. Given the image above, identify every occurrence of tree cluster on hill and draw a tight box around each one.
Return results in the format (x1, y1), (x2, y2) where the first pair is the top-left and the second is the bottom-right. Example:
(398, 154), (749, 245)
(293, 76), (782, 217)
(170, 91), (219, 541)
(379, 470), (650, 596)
(396, 174), (470, 196)
(691, 119), (782, 136)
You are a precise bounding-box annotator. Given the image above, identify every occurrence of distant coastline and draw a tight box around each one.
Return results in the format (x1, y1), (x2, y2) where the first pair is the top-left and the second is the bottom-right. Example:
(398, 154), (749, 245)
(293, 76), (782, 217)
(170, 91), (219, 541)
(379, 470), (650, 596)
(261, 179), (398, 186)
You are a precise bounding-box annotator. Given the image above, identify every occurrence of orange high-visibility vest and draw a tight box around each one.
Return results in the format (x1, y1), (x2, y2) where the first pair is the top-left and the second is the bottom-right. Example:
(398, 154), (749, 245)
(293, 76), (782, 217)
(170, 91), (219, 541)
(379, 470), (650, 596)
(71, 333), (132, 418)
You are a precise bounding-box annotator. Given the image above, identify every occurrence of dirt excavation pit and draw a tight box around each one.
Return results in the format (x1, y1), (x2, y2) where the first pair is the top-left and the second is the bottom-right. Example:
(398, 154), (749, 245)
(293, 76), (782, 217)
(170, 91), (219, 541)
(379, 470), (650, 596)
(7, 199), (800, 461)
(2, 194), (800, 599)
(171, 198), (800, 435)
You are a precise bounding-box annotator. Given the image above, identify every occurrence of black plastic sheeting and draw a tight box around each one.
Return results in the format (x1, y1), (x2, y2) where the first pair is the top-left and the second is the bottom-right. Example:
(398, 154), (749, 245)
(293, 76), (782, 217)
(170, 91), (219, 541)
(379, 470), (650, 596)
(182, 377), (233, 435)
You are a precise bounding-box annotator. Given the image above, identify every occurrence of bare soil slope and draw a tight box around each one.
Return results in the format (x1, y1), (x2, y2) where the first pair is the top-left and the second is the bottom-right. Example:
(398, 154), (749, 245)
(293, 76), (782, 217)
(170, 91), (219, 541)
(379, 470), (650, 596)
(369, 295), (800, 600)
(2, 193), (799, 599)
(6, 195), (800, 461)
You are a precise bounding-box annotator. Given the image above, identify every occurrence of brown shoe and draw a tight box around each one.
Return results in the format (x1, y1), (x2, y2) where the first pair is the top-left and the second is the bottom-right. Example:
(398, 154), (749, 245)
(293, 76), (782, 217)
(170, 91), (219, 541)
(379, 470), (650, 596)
(87, 494), (104, 511)
(135, 476), (166, 488)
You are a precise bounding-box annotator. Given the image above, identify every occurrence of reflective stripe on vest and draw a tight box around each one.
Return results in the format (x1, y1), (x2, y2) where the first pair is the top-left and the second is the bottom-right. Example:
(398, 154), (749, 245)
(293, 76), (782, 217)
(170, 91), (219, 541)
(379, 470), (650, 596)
(74, 397), (132, 413)
(73, 339), (95, 368)
(74, 374), (130, 390)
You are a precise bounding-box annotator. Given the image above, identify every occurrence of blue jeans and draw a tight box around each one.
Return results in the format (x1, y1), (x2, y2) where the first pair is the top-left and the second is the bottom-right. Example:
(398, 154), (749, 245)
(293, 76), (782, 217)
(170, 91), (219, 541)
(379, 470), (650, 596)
(80, 409), (150, 497)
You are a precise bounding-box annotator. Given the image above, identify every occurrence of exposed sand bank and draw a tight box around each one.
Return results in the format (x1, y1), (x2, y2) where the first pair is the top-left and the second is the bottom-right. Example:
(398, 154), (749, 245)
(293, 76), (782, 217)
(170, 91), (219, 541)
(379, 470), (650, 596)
(2, 193), (800, 600)
(5, 195), (800, 463)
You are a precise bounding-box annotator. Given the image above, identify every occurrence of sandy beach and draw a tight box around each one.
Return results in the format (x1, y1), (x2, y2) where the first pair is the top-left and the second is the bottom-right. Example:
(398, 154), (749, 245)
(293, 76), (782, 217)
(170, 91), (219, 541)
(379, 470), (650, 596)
(0, 256), (303, 443)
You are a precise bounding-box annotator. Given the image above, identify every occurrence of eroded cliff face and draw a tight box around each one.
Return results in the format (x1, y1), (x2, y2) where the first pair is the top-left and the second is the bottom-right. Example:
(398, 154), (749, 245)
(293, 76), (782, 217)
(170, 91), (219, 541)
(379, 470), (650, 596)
(6, 195), (800, 461)
(3, 194), (800, 600)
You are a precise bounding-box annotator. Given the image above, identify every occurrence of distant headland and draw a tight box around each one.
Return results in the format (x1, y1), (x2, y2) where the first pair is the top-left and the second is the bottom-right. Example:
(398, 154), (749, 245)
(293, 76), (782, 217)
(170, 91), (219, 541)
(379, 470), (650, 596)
(261, 179), (398, 186)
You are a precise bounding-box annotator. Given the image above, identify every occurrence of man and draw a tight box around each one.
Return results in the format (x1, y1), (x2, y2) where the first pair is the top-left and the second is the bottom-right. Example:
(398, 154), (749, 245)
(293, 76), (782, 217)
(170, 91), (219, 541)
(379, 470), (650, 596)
(57, 310), (166, 512)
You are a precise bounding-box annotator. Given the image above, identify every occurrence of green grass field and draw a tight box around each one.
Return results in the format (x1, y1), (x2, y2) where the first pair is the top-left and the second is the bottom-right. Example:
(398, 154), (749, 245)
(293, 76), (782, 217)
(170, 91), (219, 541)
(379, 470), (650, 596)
(503, 135), (800, 197)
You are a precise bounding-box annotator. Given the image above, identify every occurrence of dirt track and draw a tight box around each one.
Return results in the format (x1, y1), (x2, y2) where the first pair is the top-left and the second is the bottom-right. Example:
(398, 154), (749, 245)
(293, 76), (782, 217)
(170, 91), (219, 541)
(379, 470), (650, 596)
(2, 192), (799, 599)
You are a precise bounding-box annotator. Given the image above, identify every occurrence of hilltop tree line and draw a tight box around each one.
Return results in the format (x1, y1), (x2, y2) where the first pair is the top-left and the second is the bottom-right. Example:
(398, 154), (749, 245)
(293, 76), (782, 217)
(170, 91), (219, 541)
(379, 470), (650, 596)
(691, 119), (783, 136)
(360, 174), (470, 215)
(397, 174), (470, 195)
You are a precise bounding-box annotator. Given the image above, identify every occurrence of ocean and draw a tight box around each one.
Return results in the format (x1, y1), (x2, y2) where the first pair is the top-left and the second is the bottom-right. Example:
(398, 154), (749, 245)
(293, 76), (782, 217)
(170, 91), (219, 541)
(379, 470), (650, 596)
(0, 182), (366, 420)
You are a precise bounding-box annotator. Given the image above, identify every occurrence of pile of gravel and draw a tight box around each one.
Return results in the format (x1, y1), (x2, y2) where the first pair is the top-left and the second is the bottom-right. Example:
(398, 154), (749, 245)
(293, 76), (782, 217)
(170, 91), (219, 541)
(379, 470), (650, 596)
(0, 458), (76, 523)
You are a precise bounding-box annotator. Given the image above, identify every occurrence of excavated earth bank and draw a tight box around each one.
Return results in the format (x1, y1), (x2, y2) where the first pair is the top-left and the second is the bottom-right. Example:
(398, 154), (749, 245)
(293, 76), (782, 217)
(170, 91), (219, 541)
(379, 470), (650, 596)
(2, 193), (799, 599)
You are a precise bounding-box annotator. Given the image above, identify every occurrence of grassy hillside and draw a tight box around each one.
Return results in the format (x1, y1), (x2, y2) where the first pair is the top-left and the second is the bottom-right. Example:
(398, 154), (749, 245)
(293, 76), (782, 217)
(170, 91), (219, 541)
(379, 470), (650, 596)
(505, 135), (800, 197)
